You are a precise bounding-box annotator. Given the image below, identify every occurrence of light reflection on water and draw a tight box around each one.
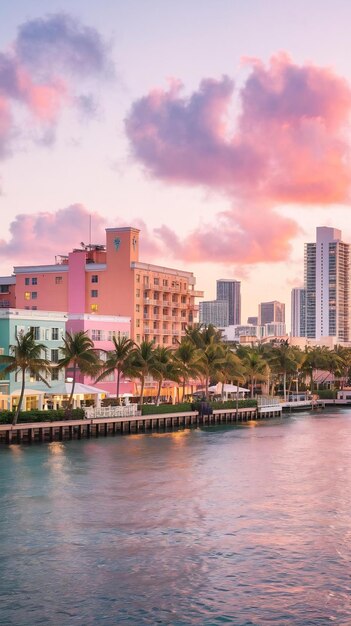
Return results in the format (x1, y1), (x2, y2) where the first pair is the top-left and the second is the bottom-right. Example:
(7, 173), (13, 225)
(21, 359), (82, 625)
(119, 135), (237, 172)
(1, 412), (351, 624)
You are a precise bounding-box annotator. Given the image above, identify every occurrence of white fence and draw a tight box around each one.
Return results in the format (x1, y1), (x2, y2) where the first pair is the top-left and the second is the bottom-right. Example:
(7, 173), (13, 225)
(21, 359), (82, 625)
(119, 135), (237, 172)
(84, 404), (140, 419)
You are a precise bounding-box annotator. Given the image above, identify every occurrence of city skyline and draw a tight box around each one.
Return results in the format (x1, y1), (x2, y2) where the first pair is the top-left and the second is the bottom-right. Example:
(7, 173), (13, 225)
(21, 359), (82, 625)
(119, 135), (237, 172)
(2, 2), (351, 324)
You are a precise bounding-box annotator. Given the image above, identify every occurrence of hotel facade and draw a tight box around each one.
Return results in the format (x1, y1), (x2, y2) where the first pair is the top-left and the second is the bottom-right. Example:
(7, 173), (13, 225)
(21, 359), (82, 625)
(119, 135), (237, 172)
(3, 227), (202, 347)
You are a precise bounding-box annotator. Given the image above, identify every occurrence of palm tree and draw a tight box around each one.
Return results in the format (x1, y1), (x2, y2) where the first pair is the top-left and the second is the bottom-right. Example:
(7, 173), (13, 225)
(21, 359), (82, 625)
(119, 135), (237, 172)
(129, 339), (156, 405)
(152, 346), (181, 404)
(241, 347), (268, 398)
(302, 346), (330, 395)
(216, 347), (245, 400)
(58, 331), (100, 409)
(174, 339), (202, 400)
(269, 341), (299, 401)
(0, 330), (51, 426)
(198, 338), (226, 399)
(95, 335), (135, 404)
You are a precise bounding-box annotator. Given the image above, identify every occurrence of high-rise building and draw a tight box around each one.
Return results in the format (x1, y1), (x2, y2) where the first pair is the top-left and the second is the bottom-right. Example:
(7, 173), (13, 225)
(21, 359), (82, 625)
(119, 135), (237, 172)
(258, 301), (285, 326)
(247, 316), (258, 325)
(216, 280), (241, 325)
(199, 300), (229, 327)
(291, 288), (306, 337)
(304, 227), (350, 341)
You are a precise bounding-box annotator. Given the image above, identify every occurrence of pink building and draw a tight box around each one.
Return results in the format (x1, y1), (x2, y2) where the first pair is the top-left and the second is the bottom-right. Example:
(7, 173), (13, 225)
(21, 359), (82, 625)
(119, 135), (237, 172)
(67, 314), (132, 396)
(13, 226), (203, 346)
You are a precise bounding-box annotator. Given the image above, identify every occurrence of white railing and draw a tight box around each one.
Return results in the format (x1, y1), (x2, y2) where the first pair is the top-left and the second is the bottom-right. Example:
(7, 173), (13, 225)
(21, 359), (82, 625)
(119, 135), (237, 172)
(84, 404), (140, 419)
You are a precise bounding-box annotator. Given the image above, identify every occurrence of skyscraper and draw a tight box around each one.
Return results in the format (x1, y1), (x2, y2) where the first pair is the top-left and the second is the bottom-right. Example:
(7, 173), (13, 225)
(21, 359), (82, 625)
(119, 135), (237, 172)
(258, 301), (285, 326)
(199, 300), (229, 327)
(304, 227), (350, 341)
(216, 280), (241, 325)
(291, 288), (306, 337)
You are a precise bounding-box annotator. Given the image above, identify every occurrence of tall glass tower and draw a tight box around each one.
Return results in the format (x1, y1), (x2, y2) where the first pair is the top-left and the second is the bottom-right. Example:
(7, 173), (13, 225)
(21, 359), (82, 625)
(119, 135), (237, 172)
(216, 280), (241, 326)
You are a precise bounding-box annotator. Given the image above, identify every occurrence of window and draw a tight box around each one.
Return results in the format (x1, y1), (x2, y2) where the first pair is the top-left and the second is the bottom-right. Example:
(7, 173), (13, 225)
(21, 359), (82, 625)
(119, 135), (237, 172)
(108, 330), (116, 341)
(51, 328), (59, 340)
(136, 319), (140, 327)
(91, 304), (98, 312)
(136, 274), (140, 283)
(55, 276), (62, 284)
(0, 285), (9, 293)
(136, 334), (141, 343)
(25, 277), (30, 285)
(51, 349), (59, 363)
(32, 292), (37, 299)
(30, 327), (40, 340)
(91, 329), (102, 341)
(32, 277), (37, 285)
(91, 275), (98, 283)
(136, 289), (140, 297)
(91, 290), (98, 298)
(31, 306), (37, 310)
(163, 279), (168, 286)
(154, 277), (159, 285)
(136, 304), (140, 313)
(51, 369), (59, 381)
(24, 292), (30, 300)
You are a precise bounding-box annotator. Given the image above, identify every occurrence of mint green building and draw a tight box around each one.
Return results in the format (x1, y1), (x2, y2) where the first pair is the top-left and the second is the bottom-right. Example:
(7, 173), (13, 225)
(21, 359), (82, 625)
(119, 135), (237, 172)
(0, 309), (67, 410)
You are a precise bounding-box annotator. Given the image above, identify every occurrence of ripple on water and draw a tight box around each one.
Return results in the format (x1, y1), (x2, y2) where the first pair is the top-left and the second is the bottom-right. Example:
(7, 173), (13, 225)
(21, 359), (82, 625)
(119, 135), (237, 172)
(1, 413), (351, 624)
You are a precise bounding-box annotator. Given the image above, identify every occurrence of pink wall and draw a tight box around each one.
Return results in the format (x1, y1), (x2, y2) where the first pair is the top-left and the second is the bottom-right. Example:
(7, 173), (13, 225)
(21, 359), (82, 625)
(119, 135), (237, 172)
(15, 271), (68, 311)
(68, 251), (86, 314)
(66, 315), (133, 396)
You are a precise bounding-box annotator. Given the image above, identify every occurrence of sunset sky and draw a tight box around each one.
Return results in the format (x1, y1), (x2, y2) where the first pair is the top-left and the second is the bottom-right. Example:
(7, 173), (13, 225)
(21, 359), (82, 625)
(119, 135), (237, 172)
(1, 0), (351, 327)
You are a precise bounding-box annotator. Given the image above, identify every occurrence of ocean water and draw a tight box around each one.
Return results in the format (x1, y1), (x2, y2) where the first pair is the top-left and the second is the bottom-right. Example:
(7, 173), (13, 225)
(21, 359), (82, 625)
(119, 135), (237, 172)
(1, 411), (351, 625)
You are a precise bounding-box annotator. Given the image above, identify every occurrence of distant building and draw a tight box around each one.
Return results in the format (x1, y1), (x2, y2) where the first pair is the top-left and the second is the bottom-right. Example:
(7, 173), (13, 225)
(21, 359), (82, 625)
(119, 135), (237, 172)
(258, 301), (285, 326)
(247, 316), (258, 325)
(304, 226), (350, 341)
(199, 300), (229, 328)
(291, 288), (306, 337)
(216, 280), (241, 325)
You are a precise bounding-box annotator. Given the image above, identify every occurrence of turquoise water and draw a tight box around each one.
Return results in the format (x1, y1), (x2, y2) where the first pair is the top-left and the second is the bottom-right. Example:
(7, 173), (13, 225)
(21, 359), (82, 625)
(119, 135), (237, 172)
(1, 412), (351, 625)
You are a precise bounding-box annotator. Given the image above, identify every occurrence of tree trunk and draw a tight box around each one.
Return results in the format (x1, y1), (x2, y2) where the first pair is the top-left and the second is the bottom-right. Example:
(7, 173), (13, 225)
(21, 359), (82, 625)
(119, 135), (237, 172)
(68, 362), (77, 409)
(116, 367), (121, 405)
(236, 379), (239, 418)
(13, 367), (26, 426)
(283, 371), (287, 401)
(183, 378), (186, 401)
(140, 376), (145, 406)
(156, 378), (162, 405)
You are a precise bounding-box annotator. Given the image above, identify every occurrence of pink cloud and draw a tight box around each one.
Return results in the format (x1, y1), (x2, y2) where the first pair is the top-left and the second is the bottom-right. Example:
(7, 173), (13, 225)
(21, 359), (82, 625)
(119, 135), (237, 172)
(126, 54), (351, 264)
(0, 205), (107, 265)
(0, 14), (112, 158)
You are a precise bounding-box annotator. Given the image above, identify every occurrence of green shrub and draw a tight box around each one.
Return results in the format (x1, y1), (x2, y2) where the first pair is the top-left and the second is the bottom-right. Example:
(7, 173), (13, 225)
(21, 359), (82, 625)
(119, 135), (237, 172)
(209, 399), (257, 410)
(317, 389), (337, 399)
(0, 408), (85, 424)
(141, 403), (193, 415)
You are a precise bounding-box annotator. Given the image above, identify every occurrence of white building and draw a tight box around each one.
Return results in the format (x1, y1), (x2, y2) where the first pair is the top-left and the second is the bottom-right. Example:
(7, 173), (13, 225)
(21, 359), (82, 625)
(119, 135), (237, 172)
(304, 227), (350, 341)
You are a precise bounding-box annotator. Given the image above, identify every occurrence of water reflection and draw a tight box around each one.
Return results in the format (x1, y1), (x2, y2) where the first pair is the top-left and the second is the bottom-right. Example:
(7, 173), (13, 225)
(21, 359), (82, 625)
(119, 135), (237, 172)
(1, 412), (351, 624)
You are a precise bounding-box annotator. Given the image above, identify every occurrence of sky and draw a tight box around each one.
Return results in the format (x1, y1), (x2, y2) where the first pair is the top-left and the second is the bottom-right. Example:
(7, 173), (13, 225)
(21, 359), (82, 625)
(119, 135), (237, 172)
(1, 0), (351, 328)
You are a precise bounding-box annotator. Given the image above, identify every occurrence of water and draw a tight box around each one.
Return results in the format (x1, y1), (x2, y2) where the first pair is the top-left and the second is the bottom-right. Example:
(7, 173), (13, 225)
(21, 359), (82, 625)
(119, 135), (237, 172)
(1, 411), (351, 625)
